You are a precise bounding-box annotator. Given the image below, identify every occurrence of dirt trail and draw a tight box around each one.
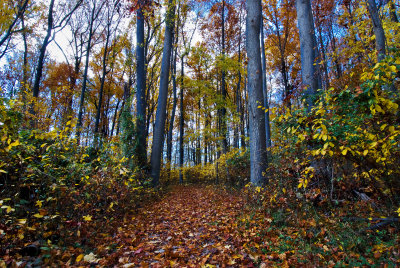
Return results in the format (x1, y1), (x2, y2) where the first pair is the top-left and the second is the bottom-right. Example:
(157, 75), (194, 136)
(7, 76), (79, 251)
(103, 185), (258, 267)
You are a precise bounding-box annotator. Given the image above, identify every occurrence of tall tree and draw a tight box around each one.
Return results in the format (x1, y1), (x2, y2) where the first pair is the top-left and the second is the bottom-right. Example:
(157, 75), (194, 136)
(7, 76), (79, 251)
(220, 0), (228, 155)
(136, 0), (147, 167)
(167, 7), (180, 167)
(150, 0), (175, 186)
(296, 0), (321, 111)
(246, 0), (267, 186)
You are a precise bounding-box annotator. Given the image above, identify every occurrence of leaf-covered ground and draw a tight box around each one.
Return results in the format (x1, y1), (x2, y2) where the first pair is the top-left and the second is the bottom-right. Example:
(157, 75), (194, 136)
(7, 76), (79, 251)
(2, 185), (399, 267)
(99, 185), (257, 266)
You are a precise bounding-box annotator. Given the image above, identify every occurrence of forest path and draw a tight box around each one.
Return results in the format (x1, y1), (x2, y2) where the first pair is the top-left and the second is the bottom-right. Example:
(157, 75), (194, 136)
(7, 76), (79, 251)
(105, 185), (262, 267)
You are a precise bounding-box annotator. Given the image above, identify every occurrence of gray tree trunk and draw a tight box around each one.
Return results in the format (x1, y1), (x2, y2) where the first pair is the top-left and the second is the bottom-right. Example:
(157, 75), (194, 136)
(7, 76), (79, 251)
(150, 0), (175, 186)
(296, 0), (321, 112)
(260, 18), (272, 149)
(367, 0), (386, 62)
(179, 56), (185, 184)
(246, 0), (267, 186)
(167, 15), (180, 166)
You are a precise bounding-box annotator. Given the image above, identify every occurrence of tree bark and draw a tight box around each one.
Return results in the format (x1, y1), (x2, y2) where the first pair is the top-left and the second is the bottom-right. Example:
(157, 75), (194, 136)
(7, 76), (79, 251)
(150, 0), (175, 186)
(367, 0), (386, 62)
(246, 0), (267, 186)
(296, 0), (321, 112)
(21, 14), (29, 110)
(220, 0), (228, 155)
(234, 9), (242, 149)
(136, 4), (147, 166)
(167, 17), (179, 166)
(32, 0), (55, 100)
(260, 18), (272, 149)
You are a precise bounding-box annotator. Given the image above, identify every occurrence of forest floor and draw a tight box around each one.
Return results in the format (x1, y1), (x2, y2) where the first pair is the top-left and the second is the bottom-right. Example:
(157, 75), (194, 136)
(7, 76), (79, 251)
(3, 185), (399, 267)
(100, 185), (258, 266)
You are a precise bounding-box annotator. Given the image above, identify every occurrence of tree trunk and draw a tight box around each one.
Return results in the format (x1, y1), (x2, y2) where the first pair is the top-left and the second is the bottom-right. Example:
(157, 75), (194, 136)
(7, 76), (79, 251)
(21, 14), (29, 111)
(136, 5), (147, 166)
(246, 0), (267, 186)
(110, 97), (120, 136)
(296, 0), (321, 111)
(167, 24), (179, 166)
(150, 0), (175, 186)
(179, 56), (185, 184)
(221, 0), (228, 154)
(367, 0), (386, 62)
(234, 9), (242, 149)
(32, 0), (54, 101)
(388, 0), (399, 23)
(260, 18), (272, 149)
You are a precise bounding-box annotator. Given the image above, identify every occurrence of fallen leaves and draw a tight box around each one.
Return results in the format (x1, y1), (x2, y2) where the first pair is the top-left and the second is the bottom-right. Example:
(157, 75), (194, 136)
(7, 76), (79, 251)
(1, 185), (399, 266)
(100, 185), (256, 266)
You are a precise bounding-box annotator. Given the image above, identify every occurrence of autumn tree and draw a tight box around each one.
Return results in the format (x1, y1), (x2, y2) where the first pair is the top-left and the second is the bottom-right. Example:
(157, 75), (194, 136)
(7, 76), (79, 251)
(0, 0), (29, 58)
(93, 0), (123, 145)
(31, 0), (82, 117)
(76, 0), (107, 143)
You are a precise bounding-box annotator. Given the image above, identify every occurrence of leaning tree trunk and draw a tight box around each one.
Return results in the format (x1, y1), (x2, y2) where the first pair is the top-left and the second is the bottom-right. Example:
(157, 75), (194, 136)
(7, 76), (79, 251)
(296, 0), (321, 112)
(150, 0), (175, 186)
(246, 0), (267, 186)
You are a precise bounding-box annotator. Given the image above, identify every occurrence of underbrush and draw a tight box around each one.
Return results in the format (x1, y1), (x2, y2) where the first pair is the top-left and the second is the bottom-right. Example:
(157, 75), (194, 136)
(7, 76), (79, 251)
(0, 100), (160, 266)
(237, 55), (400, 266)
(240, 181), (400, 266)
(161, 148), (250, 187)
